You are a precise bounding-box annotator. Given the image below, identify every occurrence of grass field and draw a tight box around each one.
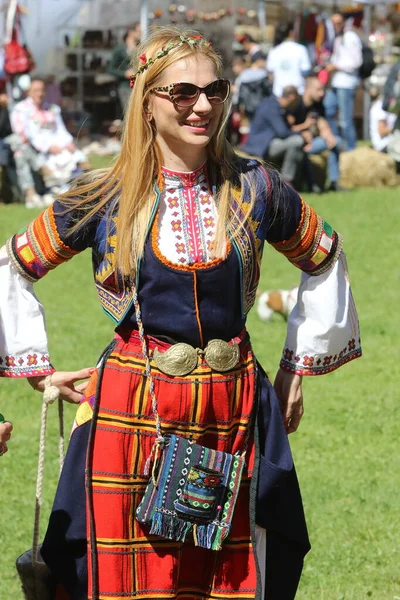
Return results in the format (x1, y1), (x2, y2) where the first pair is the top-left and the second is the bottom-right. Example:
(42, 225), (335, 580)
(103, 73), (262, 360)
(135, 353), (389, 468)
(0, 174), (399, 599)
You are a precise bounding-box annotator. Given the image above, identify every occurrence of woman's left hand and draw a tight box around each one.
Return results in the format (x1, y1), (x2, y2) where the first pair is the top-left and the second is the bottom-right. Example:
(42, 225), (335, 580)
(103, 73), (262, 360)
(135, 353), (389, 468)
(273, 367), (304, 434)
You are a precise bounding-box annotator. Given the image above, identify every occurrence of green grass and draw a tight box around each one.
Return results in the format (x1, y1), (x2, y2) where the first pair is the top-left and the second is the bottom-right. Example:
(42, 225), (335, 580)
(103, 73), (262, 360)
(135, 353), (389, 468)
(0, 182), (399, 599)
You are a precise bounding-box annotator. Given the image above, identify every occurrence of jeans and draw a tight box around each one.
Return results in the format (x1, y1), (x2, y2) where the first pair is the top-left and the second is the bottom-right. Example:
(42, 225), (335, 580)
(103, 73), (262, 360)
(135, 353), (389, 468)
(268, 135), (304, 182)
(0, 139), (11, 166)
(324, 87), (357, 151)
(305, 135), (341, 185)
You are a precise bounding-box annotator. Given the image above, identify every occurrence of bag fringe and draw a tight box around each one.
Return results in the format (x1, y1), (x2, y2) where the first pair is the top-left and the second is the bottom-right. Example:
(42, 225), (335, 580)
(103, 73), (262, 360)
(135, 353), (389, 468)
(149, 510), (230, 550)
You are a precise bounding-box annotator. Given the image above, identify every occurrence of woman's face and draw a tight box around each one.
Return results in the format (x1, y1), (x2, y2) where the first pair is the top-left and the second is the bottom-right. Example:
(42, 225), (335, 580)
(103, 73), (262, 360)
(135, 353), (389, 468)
(148, 54), (225, 163)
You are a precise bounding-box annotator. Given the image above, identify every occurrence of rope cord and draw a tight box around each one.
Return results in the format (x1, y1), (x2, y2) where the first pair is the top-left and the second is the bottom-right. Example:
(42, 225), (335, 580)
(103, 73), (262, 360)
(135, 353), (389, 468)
(32, 375), (64, 567)
(132, 285), (164, 443)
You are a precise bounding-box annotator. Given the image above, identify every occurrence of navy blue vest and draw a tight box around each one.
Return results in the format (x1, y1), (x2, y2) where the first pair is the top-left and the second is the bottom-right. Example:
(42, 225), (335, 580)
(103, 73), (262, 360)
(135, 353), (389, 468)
(119, 226), (245, 347)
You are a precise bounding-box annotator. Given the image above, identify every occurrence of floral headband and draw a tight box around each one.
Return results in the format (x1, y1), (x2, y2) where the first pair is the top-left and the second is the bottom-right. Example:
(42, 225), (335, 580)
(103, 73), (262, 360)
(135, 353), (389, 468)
(129, 35), (211, 88)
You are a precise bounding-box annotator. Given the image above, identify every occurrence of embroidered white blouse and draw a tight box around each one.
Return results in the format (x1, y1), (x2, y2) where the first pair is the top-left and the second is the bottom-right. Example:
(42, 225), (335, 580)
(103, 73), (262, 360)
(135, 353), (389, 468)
(0, 165), (361, 378)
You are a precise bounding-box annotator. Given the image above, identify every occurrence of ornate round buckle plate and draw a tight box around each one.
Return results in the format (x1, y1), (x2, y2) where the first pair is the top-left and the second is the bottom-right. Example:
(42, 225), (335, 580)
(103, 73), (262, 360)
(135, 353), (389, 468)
(204, 339), (240, 372)
(153, 343), (198, 377)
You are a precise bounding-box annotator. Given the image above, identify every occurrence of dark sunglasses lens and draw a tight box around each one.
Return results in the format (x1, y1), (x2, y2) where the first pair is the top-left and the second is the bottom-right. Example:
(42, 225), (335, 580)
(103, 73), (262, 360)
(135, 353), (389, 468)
(172, 83), (199, 106)
(205, 80), (230, 104)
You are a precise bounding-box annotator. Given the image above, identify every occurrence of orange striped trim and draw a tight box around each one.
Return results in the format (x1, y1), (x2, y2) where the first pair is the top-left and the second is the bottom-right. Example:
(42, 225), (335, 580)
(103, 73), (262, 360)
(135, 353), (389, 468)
(31, 205), (78, 267)
(270, 200), (323, 259)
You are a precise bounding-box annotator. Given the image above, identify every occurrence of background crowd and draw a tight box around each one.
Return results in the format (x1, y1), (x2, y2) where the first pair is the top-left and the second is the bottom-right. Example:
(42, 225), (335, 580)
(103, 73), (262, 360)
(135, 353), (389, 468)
(231, 13), (400, 192)
(1, 6), (400, 207)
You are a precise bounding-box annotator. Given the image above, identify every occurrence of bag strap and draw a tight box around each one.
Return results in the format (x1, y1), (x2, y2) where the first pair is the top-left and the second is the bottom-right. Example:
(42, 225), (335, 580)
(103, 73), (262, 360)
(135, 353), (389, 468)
(32, 377), (64, 567)
(132, 283), (164, 443)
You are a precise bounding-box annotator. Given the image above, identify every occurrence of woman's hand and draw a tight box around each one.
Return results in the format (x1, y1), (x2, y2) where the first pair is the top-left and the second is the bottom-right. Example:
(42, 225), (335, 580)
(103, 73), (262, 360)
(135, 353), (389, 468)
(27, 368), (95, 404)
(273, 367), (304, 434)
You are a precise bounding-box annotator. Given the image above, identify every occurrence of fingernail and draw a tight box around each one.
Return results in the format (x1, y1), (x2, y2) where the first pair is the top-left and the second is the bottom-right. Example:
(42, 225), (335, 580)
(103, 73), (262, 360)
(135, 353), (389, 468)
(89, 368), (96, 374)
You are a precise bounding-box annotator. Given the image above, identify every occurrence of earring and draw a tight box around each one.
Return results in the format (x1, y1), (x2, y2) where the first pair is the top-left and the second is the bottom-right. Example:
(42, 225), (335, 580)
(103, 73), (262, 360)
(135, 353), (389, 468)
(146, 113), (153, 121)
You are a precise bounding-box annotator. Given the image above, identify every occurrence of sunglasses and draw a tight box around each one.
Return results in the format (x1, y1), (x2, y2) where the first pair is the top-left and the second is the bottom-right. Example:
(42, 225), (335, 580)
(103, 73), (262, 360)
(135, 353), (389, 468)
(151, 79), (231, 108)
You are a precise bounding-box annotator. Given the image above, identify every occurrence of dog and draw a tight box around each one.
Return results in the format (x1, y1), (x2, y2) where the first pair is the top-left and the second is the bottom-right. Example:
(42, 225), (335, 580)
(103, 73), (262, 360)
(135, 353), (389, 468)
(256, 287), (299, 322)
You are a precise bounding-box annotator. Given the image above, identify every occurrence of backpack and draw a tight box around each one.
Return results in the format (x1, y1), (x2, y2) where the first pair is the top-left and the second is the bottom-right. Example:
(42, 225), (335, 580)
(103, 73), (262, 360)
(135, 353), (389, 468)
(359, 43), (376, 80)
(238, 77), (272, 121)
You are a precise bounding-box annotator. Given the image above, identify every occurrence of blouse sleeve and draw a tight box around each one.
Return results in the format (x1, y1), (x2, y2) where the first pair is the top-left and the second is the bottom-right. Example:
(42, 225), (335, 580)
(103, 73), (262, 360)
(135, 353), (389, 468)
(279, 251), (361, 375)
(258, 167), (361, 374)
(1, 199), (98, 378)
(0, 245), (53, 378)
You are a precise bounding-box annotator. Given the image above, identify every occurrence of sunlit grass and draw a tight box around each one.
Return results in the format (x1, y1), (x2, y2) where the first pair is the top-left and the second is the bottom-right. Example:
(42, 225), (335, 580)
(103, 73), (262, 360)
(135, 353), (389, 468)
(0, 181), (399, 599)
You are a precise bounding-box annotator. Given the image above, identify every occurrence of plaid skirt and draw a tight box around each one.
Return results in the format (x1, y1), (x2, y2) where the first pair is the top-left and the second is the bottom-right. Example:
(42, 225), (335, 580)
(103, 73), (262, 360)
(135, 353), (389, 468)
(79, 330), (259, 600)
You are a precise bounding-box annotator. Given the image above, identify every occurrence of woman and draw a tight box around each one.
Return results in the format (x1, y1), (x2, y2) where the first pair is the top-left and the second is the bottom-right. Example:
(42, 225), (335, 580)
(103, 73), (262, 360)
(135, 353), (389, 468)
(0, 28), (361, 600)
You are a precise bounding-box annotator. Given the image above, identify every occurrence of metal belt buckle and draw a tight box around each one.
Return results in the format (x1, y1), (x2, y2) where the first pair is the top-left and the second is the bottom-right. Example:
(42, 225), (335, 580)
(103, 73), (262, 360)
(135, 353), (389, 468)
(153, 343), (198, 377)
(153, 339), (240, 377)
(204, 339), (240, 372)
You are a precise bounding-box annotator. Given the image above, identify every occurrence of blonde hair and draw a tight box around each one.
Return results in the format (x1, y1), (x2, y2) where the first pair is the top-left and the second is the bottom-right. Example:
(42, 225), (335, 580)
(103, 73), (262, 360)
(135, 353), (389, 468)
(62, 26), (256, 276)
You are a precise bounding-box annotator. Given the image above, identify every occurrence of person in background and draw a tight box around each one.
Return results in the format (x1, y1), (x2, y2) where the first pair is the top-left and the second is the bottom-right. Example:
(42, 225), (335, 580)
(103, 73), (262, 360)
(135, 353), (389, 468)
(108, 22), (142, 113)
(382, 58), (400, 114)
(10, 76), (88, 204)
(323, 12), (362, 151)
(228, 56), (247, 145)
(236, 51), (271, 122)
(369, 86), (397, 153)
(242, 85), (306, 187)
(0, 87), (16, 203)
(231, 55), (247, 105)
(0, 87), (12, 171)
(237, 33), (261, 61)
(267, 22), (312, 98)
(289, 75), (342, 192)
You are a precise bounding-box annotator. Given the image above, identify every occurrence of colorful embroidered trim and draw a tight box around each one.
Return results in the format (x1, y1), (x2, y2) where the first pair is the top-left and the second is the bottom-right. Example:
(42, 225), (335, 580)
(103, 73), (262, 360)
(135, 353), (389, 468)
(280, 337), (362, 376)
(151, 210), (230, 272)
(270, 199), (343, 276)
(0, 352), (53, 378)
(130, 35), (211, 88)
(229, 187), (261, 316)
(6, 205), (79, 282)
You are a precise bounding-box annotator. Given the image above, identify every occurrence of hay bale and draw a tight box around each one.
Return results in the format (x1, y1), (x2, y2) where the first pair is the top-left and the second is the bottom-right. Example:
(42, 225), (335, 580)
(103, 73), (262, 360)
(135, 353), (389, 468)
(308, 151), (328, 189)
(339, 146), (399, 188)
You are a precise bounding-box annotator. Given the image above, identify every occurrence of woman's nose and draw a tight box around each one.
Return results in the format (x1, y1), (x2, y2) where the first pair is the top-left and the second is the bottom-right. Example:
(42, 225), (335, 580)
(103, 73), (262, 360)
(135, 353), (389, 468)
(192, 91), (213, 113)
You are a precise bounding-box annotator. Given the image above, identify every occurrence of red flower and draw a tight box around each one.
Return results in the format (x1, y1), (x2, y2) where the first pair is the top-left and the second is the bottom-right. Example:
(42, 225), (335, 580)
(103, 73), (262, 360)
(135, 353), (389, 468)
(168, 197), (179, 208)
(176, 243), (185, 254)
(139, 53), (147, 65)
(171, 220), (182, 232)
(129, 75), (135, 89)
(27, 354), (38, 366)
(191, 35), (203, 40)
(303, 355), (314, 367)
(284, 348), (294, 361)
(5, 356), (15, 367)
(203, 216), (215, 228)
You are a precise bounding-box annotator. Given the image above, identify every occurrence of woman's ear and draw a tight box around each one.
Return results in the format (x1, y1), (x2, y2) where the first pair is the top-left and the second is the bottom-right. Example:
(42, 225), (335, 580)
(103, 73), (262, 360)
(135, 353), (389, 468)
(145, 97), (154, 122)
